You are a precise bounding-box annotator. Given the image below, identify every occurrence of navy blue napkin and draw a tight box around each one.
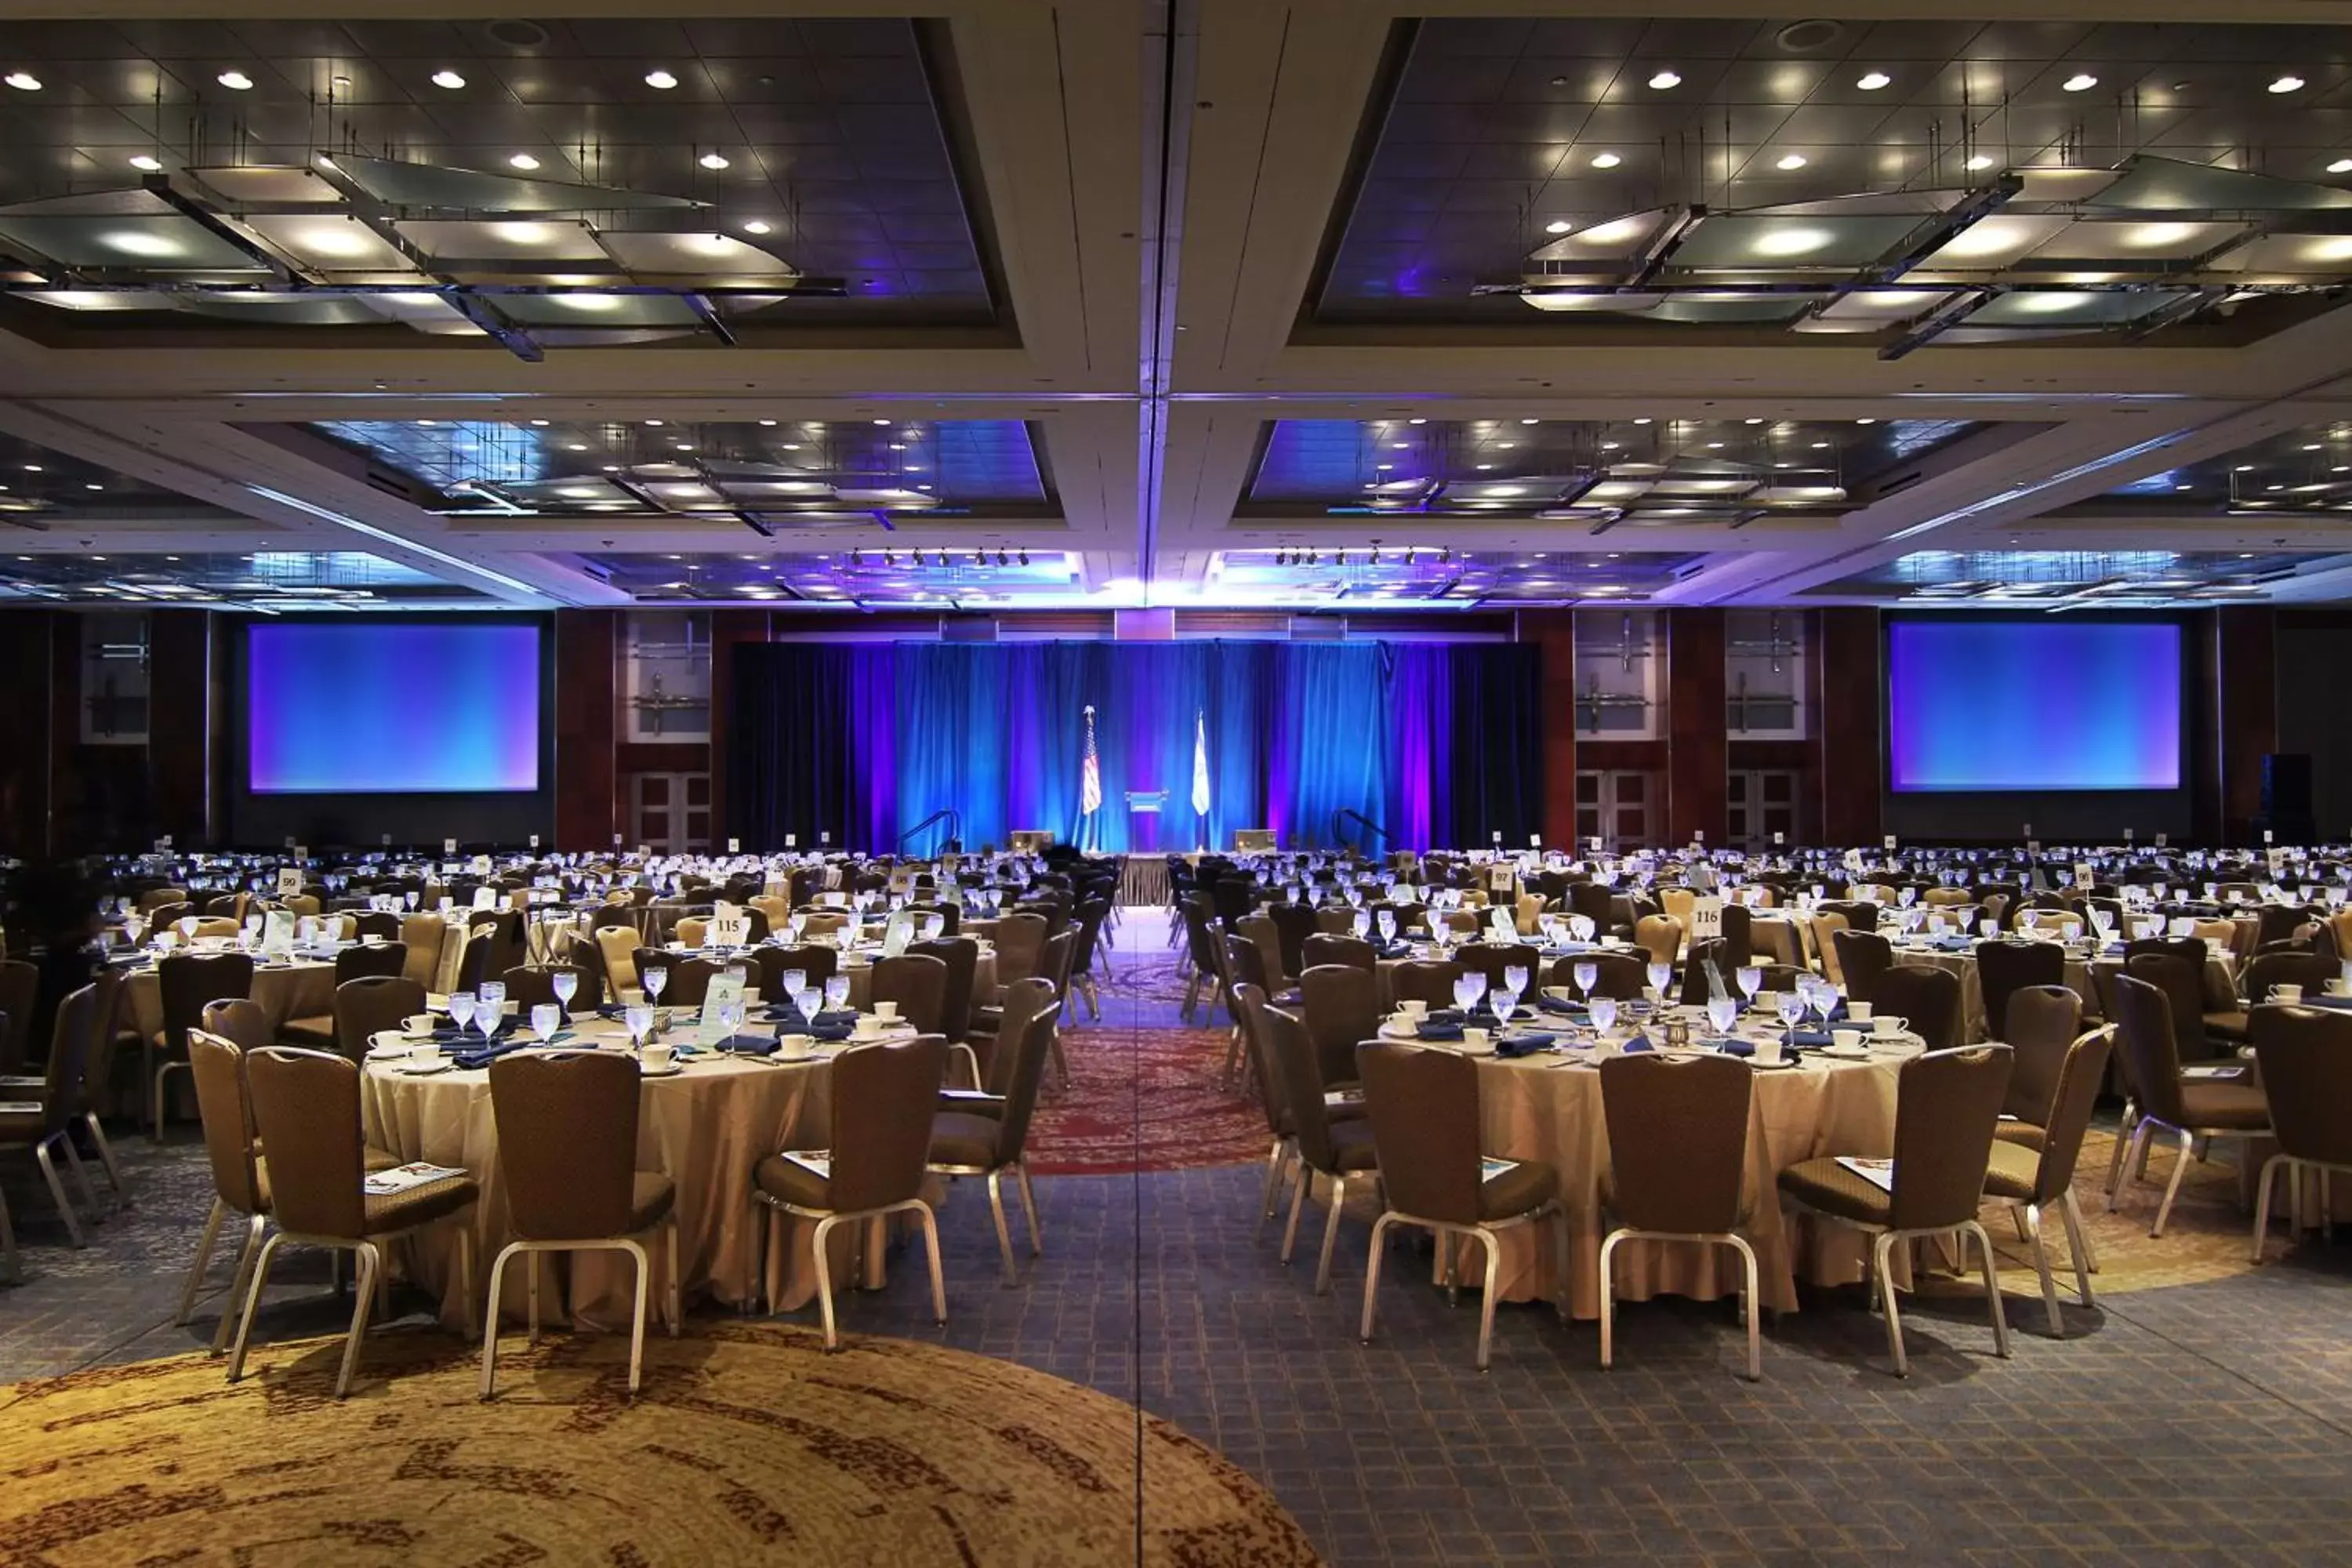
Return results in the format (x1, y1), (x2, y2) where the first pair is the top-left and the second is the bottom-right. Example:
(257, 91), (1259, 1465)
(1537, 993), (1584, 1016)
(1789, 1028), (1833, 1047)
(1621, 1033), (1656, 1054)
(1424, 1007), (1465, 1025)
(1495, 1032), (1559, 1059)
(1714, 1037), (1755, 1058)
(1415, 1020), (1465, 1042)
(2299, 994), (2352, 1011)
(717, 1034), (780, 1054)
(452, 1037), (532, 1071)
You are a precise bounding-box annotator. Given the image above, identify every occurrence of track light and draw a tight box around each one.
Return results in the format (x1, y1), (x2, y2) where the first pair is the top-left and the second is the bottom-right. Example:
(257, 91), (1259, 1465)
(1018, 548), (1029, 566)
(996, 548), (1009, 567)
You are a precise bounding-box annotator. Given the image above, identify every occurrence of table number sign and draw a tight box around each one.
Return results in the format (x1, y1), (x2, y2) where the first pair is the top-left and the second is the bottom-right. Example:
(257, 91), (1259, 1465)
(2073, 862), (2095, 890)
(528, 834), (540, 850)
(471, 887), (498, 911)
(1689, 895), (1724, 943)
(785, 834), (797, 849)
(470, 854), (493, 875)
(1488, 865), (1514, 895)
(728, 838), (741, 854)
(444, 838), (458, 855)
(274, 868), (303, 897)
(710, 912), (753, 948)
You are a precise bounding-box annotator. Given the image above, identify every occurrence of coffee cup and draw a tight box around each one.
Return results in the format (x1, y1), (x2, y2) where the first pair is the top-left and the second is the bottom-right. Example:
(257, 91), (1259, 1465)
(873, 1000), (900, 1022)
(779, 1033), (815, 1059)
(1846, 1001), (1874, 1023)
(1753, 1037), (1784, 1066)
(2328, 978), (2351, 998)
(1872, 1014), (1906, 1039)
(1462, 1026), (1490, 1050)
(1831, 1027), (1863, 1053)
(1399, 999), (1429, 1018)
(405, 1013), (437, 1036)
(2271, 982), (2305, 1005)
(853, 1014), (884, 1040)
(642, 1042), (675, 1071)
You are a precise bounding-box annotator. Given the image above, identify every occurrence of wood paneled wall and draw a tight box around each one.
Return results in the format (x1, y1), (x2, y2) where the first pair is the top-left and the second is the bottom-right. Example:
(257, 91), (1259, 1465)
(1664, 608), (1727, 845)
(1816, 608), (1883, 845)
(1517, 609), (1578, 848)
(553, 609), (619, 851)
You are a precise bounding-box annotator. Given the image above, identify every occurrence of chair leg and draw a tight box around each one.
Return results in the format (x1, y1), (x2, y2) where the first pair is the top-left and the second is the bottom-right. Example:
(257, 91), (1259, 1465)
(1179, 973), (1200, 1022)
(666, 1219), (682, 1336)
(144, 1040), (161, 1143)
(480, 1243), (518, 1399)
(811, 1214), (841, 1350)
(622, 1237), (651, 1394)
(2108, 1117), (2152, 1213)
(176, 1197), (227, 1327)
(2057, 1189), (2096, 1309)
(2151, 1126), (2196, 1238)
(1358, 1212), (1394, 1344)
(1597, 1229), (1623, 1370)
(1472, 1229), (1502, 1372)
(1726, 1233), (1762, 1381)
(1258, 1139), (1287, 1225)
(1873, 1232), (1908, 1377)
(1281, 1168), (1311, 1264)
(336, 1243), (379, 1399)
(2105, 1100), (2139, 1195)
(1014, 1164), (1043, 1257)
(916, 1204), (948, 1325)
(211, 1216), (266, 1355)
(985, 1171), (1018, 1283)
(1080, 975), (1100, 1022)
(81, 1113), (126, 1210)
(1965, 1221), (2010, 1359)
(456, 1225), (477, 1341)
(58, 1138), (100, 1225)
(2021, 1203), (2063, 1337)
(1049, 1031), (1069, 1094)
(2252, 1153), (2288, 1263)
(1313, 1174), (1348, 1294)
(526, 1250), (542, 1343)
(33, 1139), (84, 1248)
(0, 1181), (17, 1285)
(227, 1232), (286, 1382)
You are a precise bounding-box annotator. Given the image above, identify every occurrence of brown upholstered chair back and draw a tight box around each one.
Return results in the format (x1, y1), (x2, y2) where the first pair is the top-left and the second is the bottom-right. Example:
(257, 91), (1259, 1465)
(334, 942), (408, 984)
(1599, 1053), (1751, 1235)
(2034, 1027), (2116, 1202)
(1632, 914), (1683, 967)
(991, 1004), (1060, 1160)
(1887, 1044), (2013, 1231)
(188, 1029), (265, 1214)
(158, 952), (256, 1047)
(33, 977), (110, 1138)
(871, 952), (949, 1034)
(2123, 935), (2209, 971)
(1232, 983), (1287, 1141)
(1300, 934), (1376, 973)
(399, 914), (448, 988)
(245, 1046), (367, 1238)
(1222, 934), (1269, 997)
(1357, 1041), (1476, 1225)
(350, 910), (401, 943)
(1299, 964), (1381, 1089)
(1862, 964), (1962, 1051)
(499, 963), (604, 1012)
(1235, 915), (1285, 993)
(1264, 1005), (1339, 1168)
(909, 937), (978, 1040)
(489, 1050), (642, 1240)
(1831, 928), (1895, 1000)
(1976, 940), (2066, 1047)
(991, 913), (1050, 987)
(2243, 950), (2337, 1004)
(1998, 983), (2082, 1127)
(987, 978), (1057, 1096)
(1555, 951), (1650, 1001)
(1038, 929), (1077, 997)
(753, 945), (838, 999)
(630, 952), (719, 1008)
(1388, 960), (1465, 1010)
(1455, 942), (1524, 993)
(829, 1034), (949, 1210)
(2125, 952), (2209, 1064)
(200, 996), (271, 1054)
(2111, 972), (2187, 1126)
(2251, 1005), (2352, 1167)
(334, 975), (427, 1059)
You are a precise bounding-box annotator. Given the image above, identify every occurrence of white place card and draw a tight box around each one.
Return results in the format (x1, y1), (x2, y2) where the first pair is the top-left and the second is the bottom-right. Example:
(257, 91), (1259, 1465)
(365, 1162), (468, 1196)
(1835, 1156), (1896, 1193)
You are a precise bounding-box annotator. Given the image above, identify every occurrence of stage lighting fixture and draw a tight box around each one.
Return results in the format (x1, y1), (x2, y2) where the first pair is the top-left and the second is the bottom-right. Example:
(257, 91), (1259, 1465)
(1018, 549), (1029, 565)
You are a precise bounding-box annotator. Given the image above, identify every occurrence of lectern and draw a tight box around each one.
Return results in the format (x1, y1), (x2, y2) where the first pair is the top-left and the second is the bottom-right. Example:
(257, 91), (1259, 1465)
(1125, 789), (1169, 853)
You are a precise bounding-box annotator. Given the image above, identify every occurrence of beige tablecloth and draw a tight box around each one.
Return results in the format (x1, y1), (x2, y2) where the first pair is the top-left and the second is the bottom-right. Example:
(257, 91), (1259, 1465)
(1892, 944), (2238, 1042)
(123, 958), (338, 1044)
(633, 948), (996, 1011)
(362, 1029), (891, 1332)
(1464, 1042), (1915, 1319)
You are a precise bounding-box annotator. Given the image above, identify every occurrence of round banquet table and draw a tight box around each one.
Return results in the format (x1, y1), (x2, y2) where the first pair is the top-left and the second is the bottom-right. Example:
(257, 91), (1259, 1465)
(119, 954), (339, 1120)
(1437, 1023), (1925, 1319)
(1889, 941), (2238, 1041)
(641, 944), (997, 1010)
(361, 1017), (915, 1334)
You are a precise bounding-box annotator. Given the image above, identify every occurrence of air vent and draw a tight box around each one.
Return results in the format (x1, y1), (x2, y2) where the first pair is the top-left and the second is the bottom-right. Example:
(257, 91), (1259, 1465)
(1872, 468), (1926, 499)
(941, 615), (998, 642)
(363, 467), (436, 506)
(1776, 19), (1846, 52)
(485, 18), (552, 49)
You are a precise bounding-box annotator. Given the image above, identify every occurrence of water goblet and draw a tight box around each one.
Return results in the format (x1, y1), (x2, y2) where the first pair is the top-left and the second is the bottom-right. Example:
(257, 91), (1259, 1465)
(988, 887), (1004, 909)
(1735, 965), (1762, 1003)
(552, 968), (579, 1011)
(1588, 996), (1618, 1036)
(713, 999), (747, 1041)
(642, 966), (669, 1008)
(781, 968), (807, 1001)
(1777, 989), (1806, 1050)
(1573, 960), (1599, 1002)
(1352, 909), (1371, 940)
(1376, 909), (1397, 945)
(796, 986), (825, 1031)
(838, 923), (859, 953)
(1452, 973), (1486, 1014)
(447, 992), (477, 1036)
(178, 916), (201, 942)
(823, 975), (851, 1013)
(1504, 964), (1530, 998)
(624, 1004), (655, 1051)
(1491, 989), (1517, 1030)
(924, 915), (945, 941)
(1706, 994), (1739, 1037)
(477, 979), (507, 1029)
(789, 913), (808, 940)
(405, 891), (419, 911)
(531, 1003), (561, 1042)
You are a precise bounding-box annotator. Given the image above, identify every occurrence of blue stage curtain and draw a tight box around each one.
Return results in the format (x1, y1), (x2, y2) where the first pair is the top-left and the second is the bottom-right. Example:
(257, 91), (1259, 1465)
(727, 638), (1541, 854)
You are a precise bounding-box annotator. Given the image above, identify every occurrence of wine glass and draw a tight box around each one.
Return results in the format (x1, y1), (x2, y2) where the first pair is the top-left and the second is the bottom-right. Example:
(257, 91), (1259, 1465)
(624, 1004), (655, 1051)
(531, 1002), (561, 1041)
(552, 968), (579, 1011)
(1735, 965), (1762, 1004)
(713, 999), (746, 1043)
(796, 985), (824, 1031)
(447, 992), (477, 1036)
(924, 915), (945, 941)
(405, 890), (419, 911)
(1376, 909), (1397, 946)
(476, 980), (506, 1036)
(1352, 909), (1371, 940)
(988, 887), (1004, 909)
(124, 914), (145, 949)
(1504, 964), (1530, 998)
(1777, 989), (1806, 1050)
(1451, 973), (1486, 1014)
(823, 974), (851, 1014)
(1706, 993), (1739, 1037)
(178, 916), (200, 942)
(1588, 996), (1618, 1036)
(780, 967), (807, 1004)
(641, 966), (668, 1008)
(1491, 988), (1518, 1031)
(789, 912), (808, 941)
(1573, 960), (1599, 1002)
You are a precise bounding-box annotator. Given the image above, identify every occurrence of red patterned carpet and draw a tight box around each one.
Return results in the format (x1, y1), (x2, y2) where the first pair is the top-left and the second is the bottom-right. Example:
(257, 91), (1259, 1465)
(1026, 1020), (1269, 1176)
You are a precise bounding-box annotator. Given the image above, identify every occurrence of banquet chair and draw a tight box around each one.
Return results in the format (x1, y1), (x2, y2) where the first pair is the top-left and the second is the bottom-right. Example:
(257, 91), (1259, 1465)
(909, 936), (979, 1042)
(2249, 1005), (2352, 1261)
(499, 963), (604, 1014)
(203, 893), (248, 920)
(902, 900), (960, 938)
(0, 960), (35, 1076)
(1597, 1053), (1761, 1380)
(151, 952), (255, 1142)
(872, 953), (949, 1036)
(1567, 883), (1620, 940)
(281, 942), (411, 1048)
(1860, 964), (1962, 1051)
(1659, 887), (1696, 927)
(1980, 1025), (2113, 1335)
(799, 909), (849, 941)
(1777, 1044), (2014, 1377)
(1456, 942), (1530, 996)
(2123, 934), (2212, 973)
(1633, 915), (1683, 969)
(1831, 929), (1895, 1001)
(481, 1051), (679, 1398)
(1067, 898), (1112, 1018)
(1236, 915), (1289, 995)
(2124, 953), (2220, 1064)
(1218, 934), (1274, 1087)
(2230, 952), (2336, 1043)
(631, 951), (718, 1009)
(1034, 930), (1076, 1089)
(333, 977), (427, 1061)
(2106, 974), (2272, 1238)
(1994, 985), (2083, 1153)
(350, 910), (401, 943)
(1388, 960), (1465, 1011)
(453, 933), (503, 996)
(1922, 887), (1973, 910)
(1807, 913), (1850, 982)
(1268, 902), (1320, 984)
(952, 978), (1056, 1101)
(597, 927), (643, 1000)
(1822, 900), (1881, 935)
(0, 973), (120, 1271)
(180, 1029), (272, 1349)
(1265, 1004), (1381, 1294)
(1553, 951), (1650, 1002)
(2016, 909), (2085, 940)
(1976, 941), (2066, 1049)
(1301, 933), (1377, 974)
(1176, 898), (1227, 1018)
(1300, 964), (1381, 1094)
(139, 886), (190, 915)
(928, 1007), (1057, 1285)
(1355, 1040), (1562, 1370)
(230, 1046), (480, 1398)
(399, 914), (450, 989)
(989, 913), (1050, 995)
(751, 944), (838, 1002)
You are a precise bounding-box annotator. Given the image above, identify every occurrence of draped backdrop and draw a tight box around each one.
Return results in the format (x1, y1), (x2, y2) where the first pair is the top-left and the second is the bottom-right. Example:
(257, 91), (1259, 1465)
(728, 640), (1541, 855)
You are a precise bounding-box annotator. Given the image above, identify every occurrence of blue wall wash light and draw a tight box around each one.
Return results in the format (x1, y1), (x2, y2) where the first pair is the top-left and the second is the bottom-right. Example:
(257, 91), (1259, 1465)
(1887, 619), (2181, 793)
(249, 622), (541, 793)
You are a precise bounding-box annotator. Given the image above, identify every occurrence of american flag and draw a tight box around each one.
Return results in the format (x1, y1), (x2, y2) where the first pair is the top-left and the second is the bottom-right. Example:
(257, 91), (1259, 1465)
(1080, 704), (1102, 817)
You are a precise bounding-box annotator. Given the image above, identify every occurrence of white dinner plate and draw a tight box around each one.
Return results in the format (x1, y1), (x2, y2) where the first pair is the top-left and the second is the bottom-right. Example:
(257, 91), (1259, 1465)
(394, 1058), (452, 1076)
(1817, 1044), (1873, 1061)
(640, 1062), (686, 1078)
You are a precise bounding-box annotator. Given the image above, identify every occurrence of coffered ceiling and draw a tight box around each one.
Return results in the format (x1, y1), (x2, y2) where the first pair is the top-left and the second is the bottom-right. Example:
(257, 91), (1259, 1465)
(5, 0), (2352, 615)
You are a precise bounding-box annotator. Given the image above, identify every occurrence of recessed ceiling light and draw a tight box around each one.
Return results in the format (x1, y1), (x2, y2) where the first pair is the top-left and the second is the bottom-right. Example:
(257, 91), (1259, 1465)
(2235, 464), (2255, 472)
(430, 70), (466, 89)
(566, 442), (588, 451)
(508, 153), (541, 171)
(2331, 158), (2352, 175)
(84, 482), (100, 491)
(1744, 416), (1763, 425)
(217, 70), (254, 91)
(128, 154), (162, 172)
(4, 72), (39, 92)
(699, 152), (730, 170)
(1856, 417), (1876, 425)
(1648, 70), (1682, 90)
(2062, 73), (2097, 93)
(779, 443), (800, 451)
(2176, 482), (2193, 491)
(873, 418), (891, 426)
(1632, 417), (1652, 425)
(1475, 463), (1493, 470)
(1497, 441), (1517, 450)
(1775, 153), (1808, 171)
(2271, 75), (2306, 94)
(644, 69), (679, 89)
(22, 464), (39, 472)
(742, 220), (772, 235)
(1590, 151), (1622, 169)
(644, 419), (664, 426)
(1965, 154), (1996, 171)
(1544, 219), (1572, 234)
(1856, 71), (1891, 91)
(1706, 441), (1725, 449)
(1408, 417), (1427, 425)
(1520, 417), (1539, 425)
(1812, 441), (1830, 448)
(1376, 463), (1393, 471)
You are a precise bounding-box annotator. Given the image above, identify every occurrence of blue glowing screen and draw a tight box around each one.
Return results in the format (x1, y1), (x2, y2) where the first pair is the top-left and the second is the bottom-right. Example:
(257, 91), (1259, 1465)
(249, 622), (540, 793)
(1887, 620), (2180, 793)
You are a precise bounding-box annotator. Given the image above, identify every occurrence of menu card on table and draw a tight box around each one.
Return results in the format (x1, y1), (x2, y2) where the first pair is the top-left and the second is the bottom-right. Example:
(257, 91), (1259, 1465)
(365, 1162), (466, 1196)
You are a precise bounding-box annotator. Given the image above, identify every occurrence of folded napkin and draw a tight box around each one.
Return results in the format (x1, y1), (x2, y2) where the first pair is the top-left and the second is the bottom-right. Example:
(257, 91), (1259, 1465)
(1415, 1020), (1465, 1042)
(1789, 1028), (1832, 1048)
(1494, 1032), (1559, 1059)
(1621, 1033), (1656, 1054)
(1930, 937), (1973, 953)
(1424, 1007), (1465, 1025)
(2298, 995), (2352, 1011)
(596, 1004), (631, 1020)
(1713, 1037), (1755, 1058)
(1536, 993), (1584, 1016)
(1374, 941), (1415, 959)
(815, 1009), (858, 1029)
(452, 1037), (532, 1071)
(715, 1034), (780, 1055)
(808, 1018), (857, 1043)
(414, 1027), (468, 1044)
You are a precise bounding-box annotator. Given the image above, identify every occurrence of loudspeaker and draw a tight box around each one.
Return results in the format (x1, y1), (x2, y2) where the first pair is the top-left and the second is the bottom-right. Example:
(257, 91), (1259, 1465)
(2262, 753), (2314, 819)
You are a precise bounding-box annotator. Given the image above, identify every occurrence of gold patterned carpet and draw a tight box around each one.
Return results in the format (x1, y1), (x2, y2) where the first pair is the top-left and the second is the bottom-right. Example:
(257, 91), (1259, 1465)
(0, 1323), (1322, 1568)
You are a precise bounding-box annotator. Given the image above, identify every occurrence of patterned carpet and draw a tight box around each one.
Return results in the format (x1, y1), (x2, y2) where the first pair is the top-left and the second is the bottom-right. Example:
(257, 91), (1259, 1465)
(0, 1321), (1320, 1568)
(1029, 1021), (1269, 1178)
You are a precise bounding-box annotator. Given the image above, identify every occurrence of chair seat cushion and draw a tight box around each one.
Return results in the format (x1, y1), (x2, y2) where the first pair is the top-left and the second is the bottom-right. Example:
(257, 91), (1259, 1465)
(1598, 1170), (1753, 1230)
(361, 1171), (478, 1235)
(929, 1110), (1004, 1169)
(256, 1145), (426, 1209)
(2204, 1011), (2252, 1043)
(1777, 1156), (1893, 1227)
(1994, 1119), (2048, 1152)
(2179, 1080), (2272, 1131)
(278, 1015), (337, 1047)
(938, 1091), (1007, 1120)
(1982, 1139), (2041, 1204)
(1321, 1118), (1379, 1175)
(0, 1108), (44, 1139)
(753, 1152), (830, 1210)
(1480, 1157), (1558, 1220)
(630, 1170), (676, 1232)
